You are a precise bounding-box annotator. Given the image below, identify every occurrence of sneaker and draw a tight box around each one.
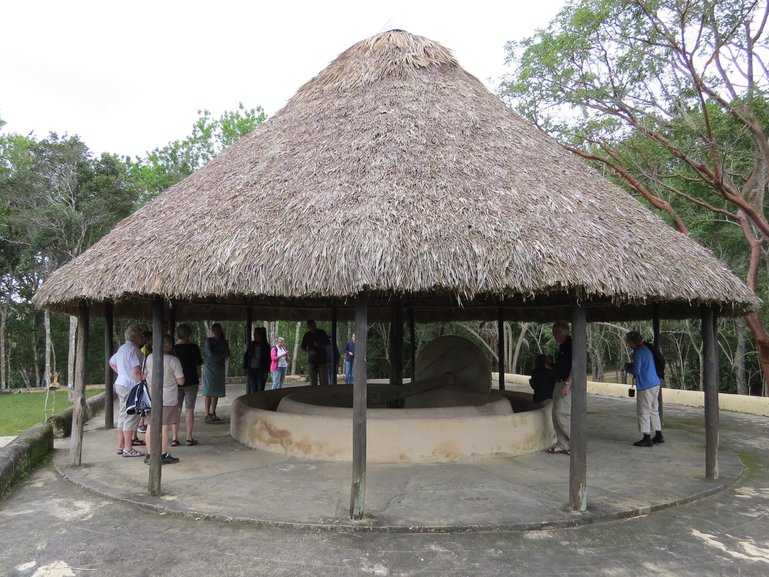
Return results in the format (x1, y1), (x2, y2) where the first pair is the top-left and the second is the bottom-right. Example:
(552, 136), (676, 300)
(137, 425), (147, 433)
(212, 413), (223, 423)
(653, 434), (665, 444)
(204, 414), (214, 424)
(633, 438), (654, 447)
(144, 454), (151, 464)
(161, 453), (180, 465)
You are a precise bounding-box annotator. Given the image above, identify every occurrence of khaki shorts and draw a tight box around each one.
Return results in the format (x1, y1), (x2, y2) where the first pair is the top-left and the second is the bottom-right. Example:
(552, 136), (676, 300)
(148, 405), (181, 425)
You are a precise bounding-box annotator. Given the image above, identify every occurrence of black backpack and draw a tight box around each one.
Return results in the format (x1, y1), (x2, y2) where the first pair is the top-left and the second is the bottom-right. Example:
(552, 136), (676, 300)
(644, 341), (666, 379)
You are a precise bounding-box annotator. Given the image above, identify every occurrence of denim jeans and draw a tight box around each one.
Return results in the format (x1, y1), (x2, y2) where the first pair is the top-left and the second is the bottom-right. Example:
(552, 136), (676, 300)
(272, 367), (287, 390)
(344, 359), (354, 384)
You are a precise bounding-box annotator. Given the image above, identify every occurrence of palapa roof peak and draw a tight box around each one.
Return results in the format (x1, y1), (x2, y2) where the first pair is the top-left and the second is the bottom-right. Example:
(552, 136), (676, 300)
(32, 29), (757, 322)
(290, 30), (461, 104)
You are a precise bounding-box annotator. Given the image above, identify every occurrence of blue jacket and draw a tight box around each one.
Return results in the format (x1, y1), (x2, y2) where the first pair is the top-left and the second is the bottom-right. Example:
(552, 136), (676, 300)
(629, 345), (661, 391)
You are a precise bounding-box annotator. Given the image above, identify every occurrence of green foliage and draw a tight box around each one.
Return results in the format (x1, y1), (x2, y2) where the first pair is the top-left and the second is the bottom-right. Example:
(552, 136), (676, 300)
(0, 103), (266, 391)
(131, 104), (266, 205)
(501, 0), (769, 390)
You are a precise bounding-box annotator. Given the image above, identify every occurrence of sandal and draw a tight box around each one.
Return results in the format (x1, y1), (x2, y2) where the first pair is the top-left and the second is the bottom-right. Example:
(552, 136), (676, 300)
(116, 448), (124, 455)
(546, 446), (570, 455)
(171, 439), (180, 447)
(131, 438), (146, 446)
(122, 448), (144, 458)
(185, 439), (198, 446)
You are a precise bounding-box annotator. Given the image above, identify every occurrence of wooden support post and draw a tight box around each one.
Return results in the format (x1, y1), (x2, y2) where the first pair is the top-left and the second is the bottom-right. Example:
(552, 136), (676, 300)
(350, 291), (367, 519)
(70, 303), (90, 466)
(497, 309), (505, 391)
(390, 298), (403, 386)
(104, 303), (115, 429)
(408, 308), (416, 381)
(652, 303), (663, 424)
(331, 307), (338, 385)
(702, 306), (719, 480)
(569, 302), (587, 511)
(148, 297), (165, 496)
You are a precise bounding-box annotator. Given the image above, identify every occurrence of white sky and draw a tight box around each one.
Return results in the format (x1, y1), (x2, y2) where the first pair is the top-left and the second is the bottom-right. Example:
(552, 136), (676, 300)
(0, 0), (565, 158)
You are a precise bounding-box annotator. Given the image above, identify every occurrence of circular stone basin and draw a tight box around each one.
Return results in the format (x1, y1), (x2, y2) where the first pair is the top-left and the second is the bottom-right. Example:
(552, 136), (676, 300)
(231, 384), (556, 463)
(276, 388), (514, 418)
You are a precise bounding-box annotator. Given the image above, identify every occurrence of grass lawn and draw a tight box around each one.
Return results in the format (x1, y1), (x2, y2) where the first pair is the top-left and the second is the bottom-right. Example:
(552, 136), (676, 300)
(0, 389), (102, 436)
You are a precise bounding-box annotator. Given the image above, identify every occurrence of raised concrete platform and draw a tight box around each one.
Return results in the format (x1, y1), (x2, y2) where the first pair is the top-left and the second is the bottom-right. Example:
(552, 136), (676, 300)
(51, 382), (743, 532)
(231, 385), (555, 462)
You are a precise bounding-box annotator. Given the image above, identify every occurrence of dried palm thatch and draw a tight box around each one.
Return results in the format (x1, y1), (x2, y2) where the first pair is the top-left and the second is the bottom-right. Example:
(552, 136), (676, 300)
(33, 30), (756, 322)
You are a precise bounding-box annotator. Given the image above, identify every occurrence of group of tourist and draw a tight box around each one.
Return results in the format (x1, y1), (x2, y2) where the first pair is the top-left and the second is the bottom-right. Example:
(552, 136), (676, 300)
(111, 319), (354, 465)
(242, 329), (290, 394)
(109, 322), (235, 465)
(529, 322), (664, 456)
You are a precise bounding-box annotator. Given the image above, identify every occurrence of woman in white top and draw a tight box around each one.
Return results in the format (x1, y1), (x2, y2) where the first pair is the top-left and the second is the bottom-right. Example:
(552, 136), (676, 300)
(144, 335), (185, 464)
(270, 337), (290, 389)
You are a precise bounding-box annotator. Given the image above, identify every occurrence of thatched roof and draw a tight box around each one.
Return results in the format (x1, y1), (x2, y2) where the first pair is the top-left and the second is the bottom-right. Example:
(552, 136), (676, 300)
(33, 30), (756, 322)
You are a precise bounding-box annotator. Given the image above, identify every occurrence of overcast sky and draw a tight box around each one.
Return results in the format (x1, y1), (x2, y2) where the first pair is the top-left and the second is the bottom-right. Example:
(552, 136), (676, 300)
(0, 0), (565, 158)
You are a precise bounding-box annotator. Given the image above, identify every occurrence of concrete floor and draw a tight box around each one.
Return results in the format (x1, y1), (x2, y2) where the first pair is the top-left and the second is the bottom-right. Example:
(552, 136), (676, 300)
(2, 384), (769, 576)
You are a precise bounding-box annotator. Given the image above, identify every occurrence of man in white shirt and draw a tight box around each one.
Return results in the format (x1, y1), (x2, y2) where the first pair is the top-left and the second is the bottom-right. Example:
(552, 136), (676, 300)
(109, 324), (145, 458)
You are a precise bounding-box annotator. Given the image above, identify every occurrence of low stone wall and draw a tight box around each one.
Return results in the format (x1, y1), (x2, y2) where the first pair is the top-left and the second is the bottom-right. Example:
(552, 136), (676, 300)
(0, 391), (106, 499)
(0, 423), (53, 499)
(498, 373), (769, 417)
(47, 392), (107, 438)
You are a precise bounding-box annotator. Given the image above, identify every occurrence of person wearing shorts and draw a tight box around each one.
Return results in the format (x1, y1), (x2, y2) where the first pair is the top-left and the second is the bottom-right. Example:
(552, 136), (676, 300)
(172, 323), (203, 446)
(144, 335), (185, 464)
(109, 324), (145, 458)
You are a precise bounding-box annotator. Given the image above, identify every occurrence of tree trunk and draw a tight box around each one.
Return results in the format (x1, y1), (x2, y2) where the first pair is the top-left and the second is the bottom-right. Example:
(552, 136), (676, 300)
(744, 312), (769, 397)
(291, 321), (301, 375)
(502, 321), (512, 373)
(739, 213), (769, 396)
(735, 319), (748, 395)
(68, 315), (78, 388)
(44, 309), (52, 386)
(511, 322), (530, 375)
(0, 303), (6, 390)
(31, 315), (40, 387)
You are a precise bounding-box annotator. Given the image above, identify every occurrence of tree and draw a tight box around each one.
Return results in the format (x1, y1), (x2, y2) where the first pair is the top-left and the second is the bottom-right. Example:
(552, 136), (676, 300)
(131, 104), (266, 205)
(502, 0), (769, 392)
(0, 131), (138, 387)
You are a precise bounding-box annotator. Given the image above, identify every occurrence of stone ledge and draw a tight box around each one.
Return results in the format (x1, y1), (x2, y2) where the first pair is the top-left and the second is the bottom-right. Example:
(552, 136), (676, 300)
(0, 422), (53, 499)
(47, 392), (106, 438)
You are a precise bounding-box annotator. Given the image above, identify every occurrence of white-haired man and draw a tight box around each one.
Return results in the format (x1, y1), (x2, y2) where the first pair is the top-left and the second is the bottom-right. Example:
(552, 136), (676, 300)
(109, 324), (145, 458)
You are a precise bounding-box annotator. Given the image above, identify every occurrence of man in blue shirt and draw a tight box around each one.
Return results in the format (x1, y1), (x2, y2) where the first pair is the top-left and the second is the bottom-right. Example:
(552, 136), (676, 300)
(625, 331), (664, 447)
(344, 334), (356, 385)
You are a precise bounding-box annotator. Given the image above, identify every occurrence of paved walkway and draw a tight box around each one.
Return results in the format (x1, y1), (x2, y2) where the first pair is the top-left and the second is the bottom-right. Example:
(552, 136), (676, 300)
(51, 383), (741, 531)
(2, 384), (769, 576)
